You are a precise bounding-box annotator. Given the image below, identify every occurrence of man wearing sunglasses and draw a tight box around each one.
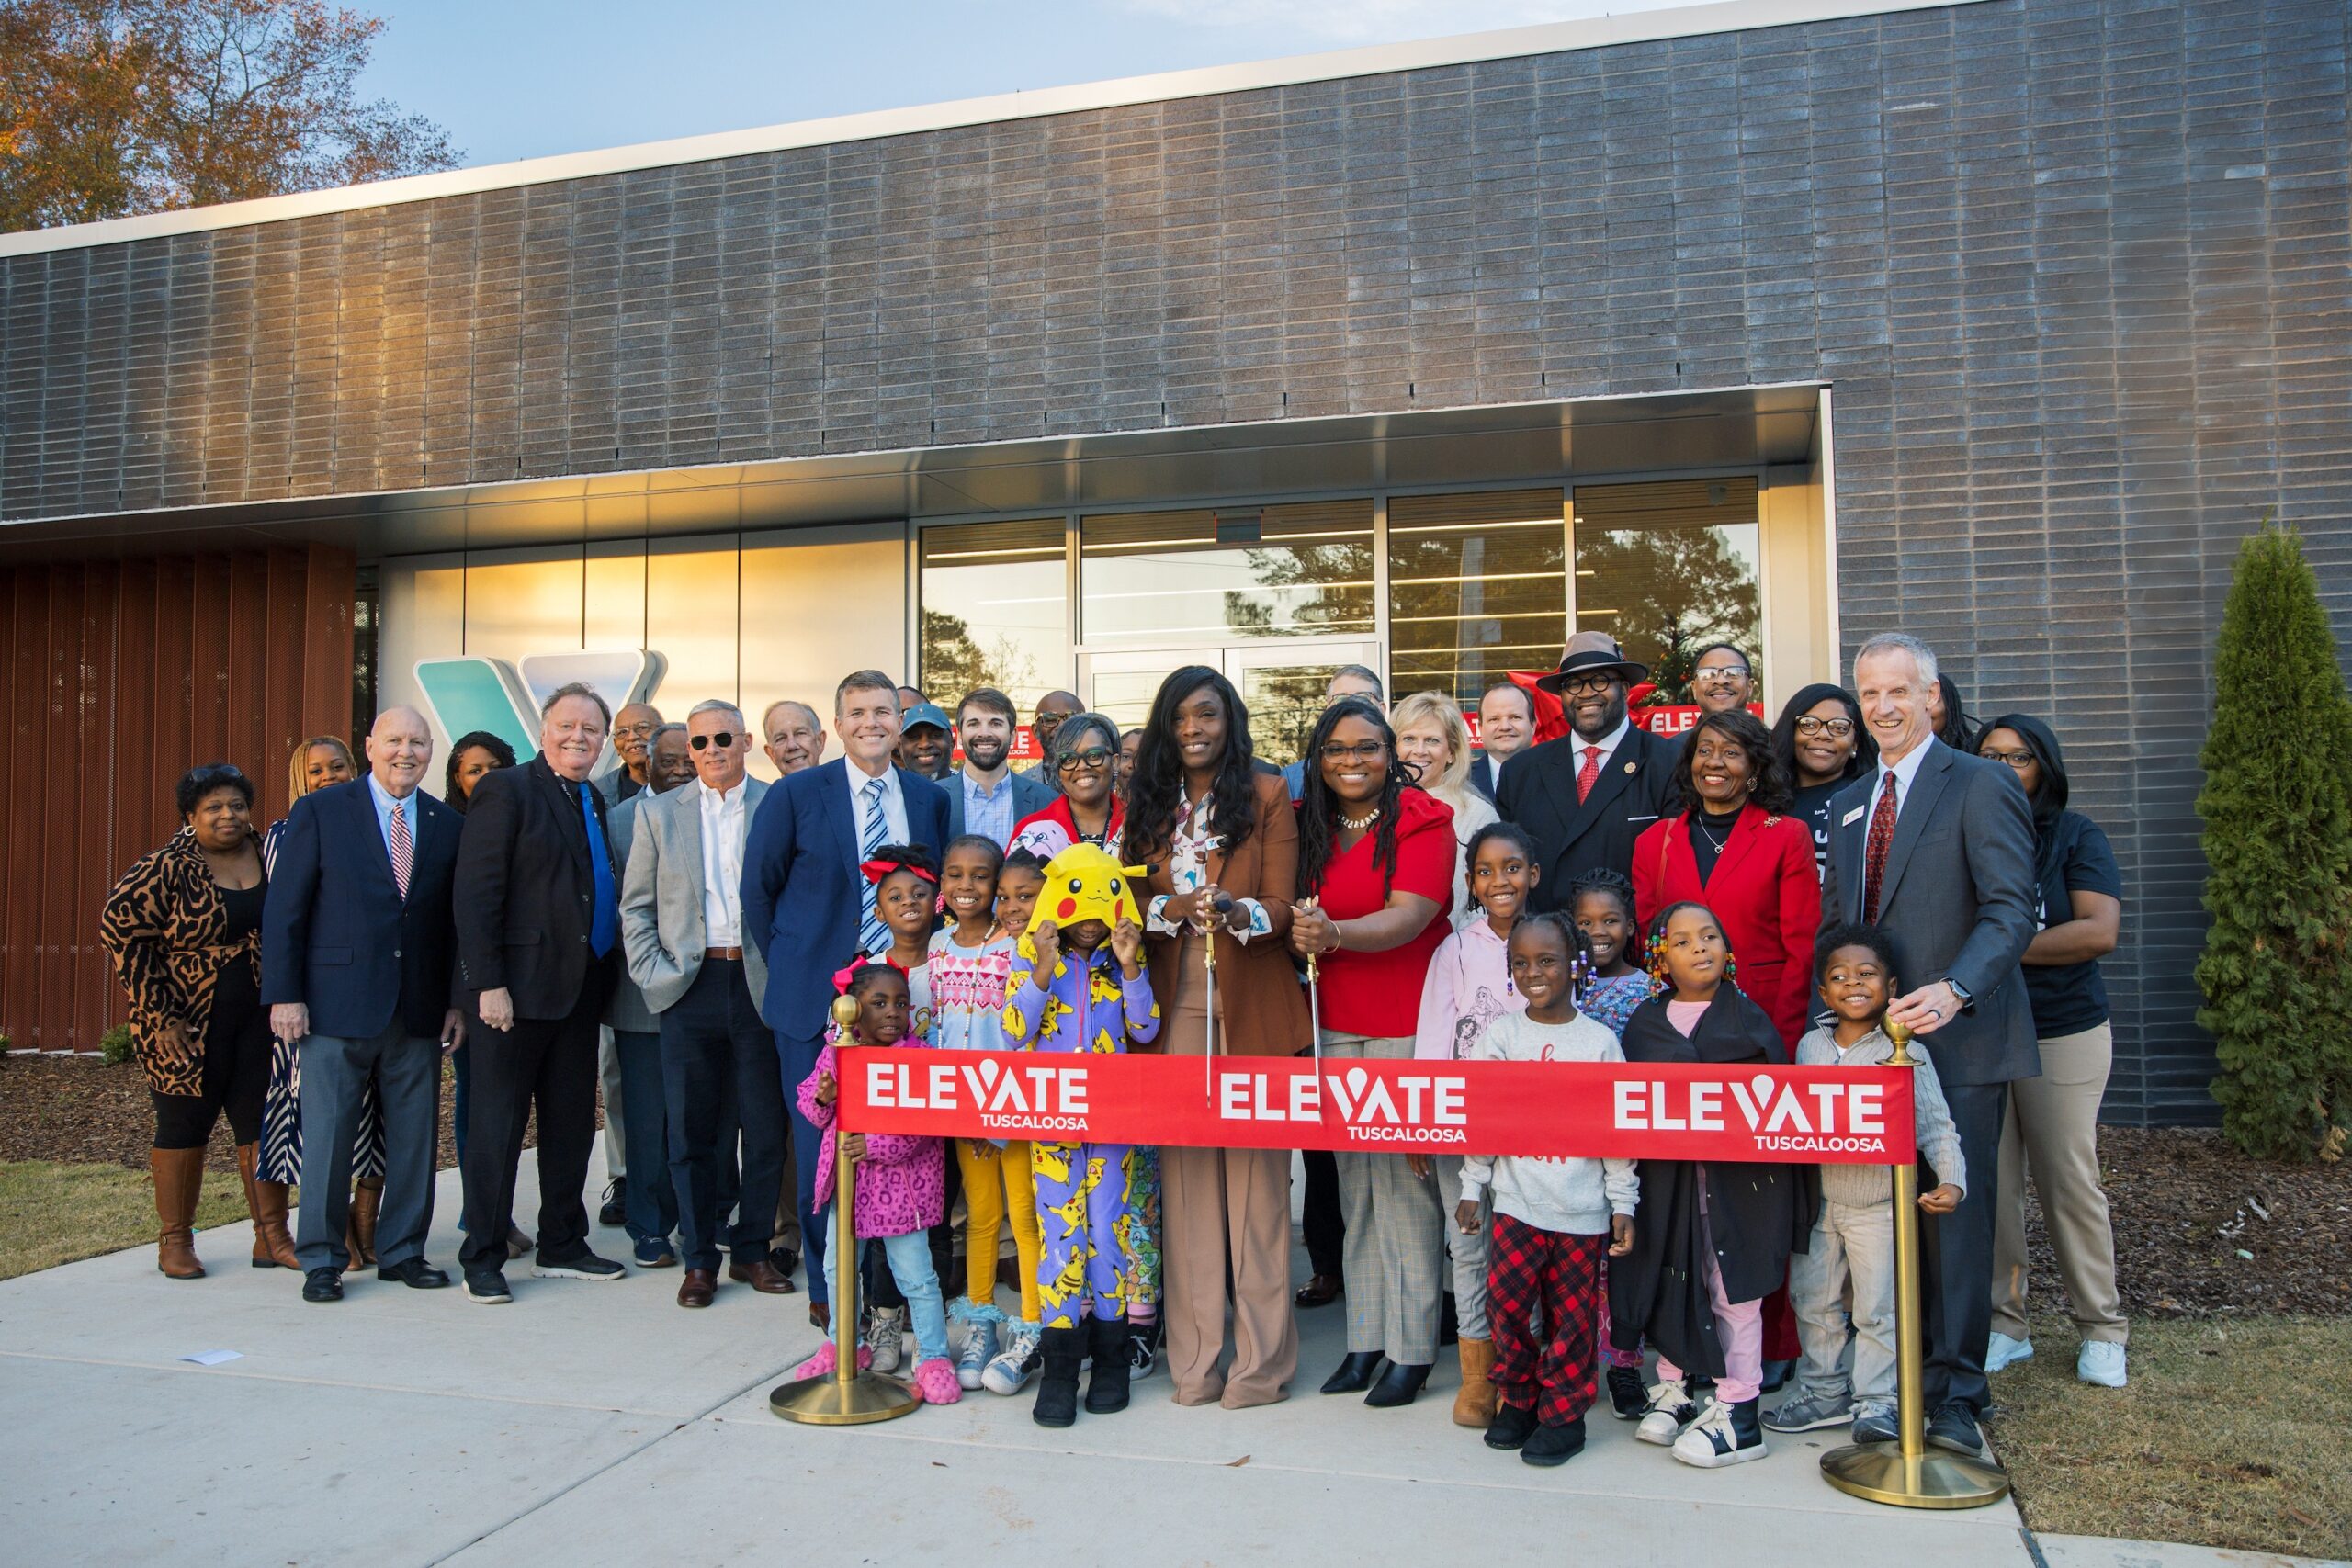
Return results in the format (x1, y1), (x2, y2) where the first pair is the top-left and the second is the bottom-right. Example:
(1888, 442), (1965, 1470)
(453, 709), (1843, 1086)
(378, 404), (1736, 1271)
(620, 700), (793, 1308)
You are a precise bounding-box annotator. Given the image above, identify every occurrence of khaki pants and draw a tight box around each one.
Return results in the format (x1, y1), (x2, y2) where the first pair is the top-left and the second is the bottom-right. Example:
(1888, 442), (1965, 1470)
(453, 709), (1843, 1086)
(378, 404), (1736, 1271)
(1992, 1021), (2126, 1344)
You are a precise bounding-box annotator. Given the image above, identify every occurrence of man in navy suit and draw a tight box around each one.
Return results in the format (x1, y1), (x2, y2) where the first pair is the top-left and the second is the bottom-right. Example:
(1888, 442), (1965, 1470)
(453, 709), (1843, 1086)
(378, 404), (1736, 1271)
(742, 669), (950, 1325)
(264, 706), (465, 1302)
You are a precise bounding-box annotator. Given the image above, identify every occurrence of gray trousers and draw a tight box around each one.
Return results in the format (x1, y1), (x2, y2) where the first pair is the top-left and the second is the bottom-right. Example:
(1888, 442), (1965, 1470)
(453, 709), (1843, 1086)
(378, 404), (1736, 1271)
(1325, 1031), (1446, 1365)
(1432, 1155), (1490, 1341)
(295, 1023), (442, 1272)
(1789, 1199), (1897, 1414)
(598, 1025), (628, 1181)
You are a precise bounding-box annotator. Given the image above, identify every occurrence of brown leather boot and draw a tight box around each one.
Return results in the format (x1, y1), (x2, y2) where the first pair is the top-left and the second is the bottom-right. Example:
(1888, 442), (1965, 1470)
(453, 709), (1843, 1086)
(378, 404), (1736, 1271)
(239, 1144), (300, 1269)
(152, 1147), (207, 1279)
(345, 1177), (382, 1269)
(1453, 1336), (1498, 1428)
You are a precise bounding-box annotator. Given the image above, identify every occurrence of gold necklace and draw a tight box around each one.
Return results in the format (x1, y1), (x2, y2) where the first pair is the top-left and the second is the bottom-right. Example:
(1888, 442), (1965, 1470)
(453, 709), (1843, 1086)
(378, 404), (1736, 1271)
(1338, 805), (1382, 832)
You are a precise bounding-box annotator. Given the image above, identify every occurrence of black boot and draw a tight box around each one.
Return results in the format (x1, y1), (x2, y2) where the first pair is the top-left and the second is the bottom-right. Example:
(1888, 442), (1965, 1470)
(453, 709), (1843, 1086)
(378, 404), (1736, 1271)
(1759, 1358), (1795, 1394)
(1033, 1325), (1086, 1428)
(1084, 1314), (1133, 1414)
(1320, 1350), (1383, 1394)
(1364, 1359), (1431, 1408)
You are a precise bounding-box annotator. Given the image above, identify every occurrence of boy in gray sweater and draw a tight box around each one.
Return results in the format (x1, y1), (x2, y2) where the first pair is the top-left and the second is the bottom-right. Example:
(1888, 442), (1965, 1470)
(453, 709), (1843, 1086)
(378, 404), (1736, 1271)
(1767, 922), (1966, 1444)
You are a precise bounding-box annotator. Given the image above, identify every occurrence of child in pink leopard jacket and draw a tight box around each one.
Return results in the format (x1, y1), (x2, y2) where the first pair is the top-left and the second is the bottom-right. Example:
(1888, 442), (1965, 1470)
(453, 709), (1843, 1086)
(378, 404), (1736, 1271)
(789, 960), (957, 1405)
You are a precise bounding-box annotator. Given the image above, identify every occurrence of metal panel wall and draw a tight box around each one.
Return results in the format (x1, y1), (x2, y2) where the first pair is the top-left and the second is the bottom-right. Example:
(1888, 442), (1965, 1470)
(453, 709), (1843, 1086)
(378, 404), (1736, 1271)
(0, 544), (354, 1052)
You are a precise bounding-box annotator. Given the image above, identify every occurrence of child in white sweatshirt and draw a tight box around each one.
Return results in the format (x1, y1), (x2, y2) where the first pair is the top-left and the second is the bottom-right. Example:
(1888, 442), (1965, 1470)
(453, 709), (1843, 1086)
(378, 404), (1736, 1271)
(1454, 913), (1637, 1469)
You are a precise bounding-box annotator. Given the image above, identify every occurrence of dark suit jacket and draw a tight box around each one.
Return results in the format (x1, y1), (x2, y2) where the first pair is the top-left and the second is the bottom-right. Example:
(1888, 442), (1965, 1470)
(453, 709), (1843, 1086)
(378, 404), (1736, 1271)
(944, 767), (1056, 842)
(262, 778), (461, 1040)
(741, 759), (951, 1041)
(1820, 739), (2041, 1087)
(1467, 753), (1498, 803)
(1493, 724), (1679, 913)
(453, 755), (618, 1021)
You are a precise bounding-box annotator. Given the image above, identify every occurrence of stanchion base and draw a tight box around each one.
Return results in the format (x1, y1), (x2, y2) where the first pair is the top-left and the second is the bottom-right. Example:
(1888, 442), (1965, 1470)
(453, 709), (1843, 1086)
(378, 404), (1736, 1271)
(769, 1371), (921, 1426)
(1820, 1442), (2012, 1509)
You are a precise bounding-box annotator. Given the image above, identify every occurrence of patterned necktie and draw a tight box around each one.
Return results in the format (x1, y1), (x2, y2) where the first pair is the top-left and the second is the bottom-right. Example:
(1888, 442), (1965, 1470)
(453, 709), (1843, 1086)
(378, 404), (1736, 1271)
(388, 797), (412, 899)
(1862, 771), (1900, 923)
(858, 775), (888, 955)
(1575, 742), (1603, 804)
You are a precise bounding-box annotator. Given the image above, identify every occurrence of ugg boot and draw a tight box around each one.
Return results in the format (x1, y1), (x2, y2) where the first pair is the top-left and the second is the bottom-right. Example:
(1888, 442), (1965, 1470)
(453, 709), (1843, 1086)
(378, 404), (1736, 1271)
(1452, 1336), (1498, 1427)
(1083, 1314), (1132, 1415)
(345, 1177), (382, 1269)
(152, 1148), (207, 1279)
(1032, 1325), (1086, 1428)
(239, 1144), (299, 1269)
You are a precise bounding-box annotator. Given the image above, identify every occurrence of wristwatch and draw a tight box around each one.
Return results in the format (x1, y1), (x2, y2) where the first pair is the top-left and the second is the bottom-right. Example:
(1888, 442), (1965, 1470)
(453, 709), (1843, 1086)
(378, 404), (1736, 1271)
(1944, 978), (1974, 1012)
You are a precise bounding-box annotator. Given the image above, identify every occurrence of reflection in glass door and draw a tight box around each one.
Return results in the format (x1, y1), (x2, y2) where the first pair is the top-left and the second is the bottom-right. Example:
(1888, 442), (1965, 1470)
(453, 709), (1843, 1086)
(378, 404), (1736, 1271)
(1078, 637), (1384, 770)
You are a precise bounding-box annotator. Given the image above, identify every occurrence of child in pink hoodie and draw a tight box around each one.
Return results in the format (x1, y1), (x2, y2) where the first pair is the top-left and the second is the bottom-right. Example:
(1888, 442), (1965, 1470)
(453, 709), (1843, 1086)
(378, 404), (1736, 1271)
(790, 960), (956, 1405)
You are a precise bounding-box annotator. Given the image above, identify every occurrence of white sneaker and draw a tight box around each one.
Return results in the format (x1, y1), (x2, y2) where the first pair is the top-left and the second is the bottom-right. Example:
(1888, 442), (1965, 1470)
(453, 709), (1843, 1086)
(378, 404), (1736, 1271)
(865, 1306), (905, 1373)
(1673, 1396), (1767, 1468)
(982, 1320), (1043, 1395)
(956, 1316), (998, 1391)
(1635, 1377), (1699, 1445)
(2076, 1340), (2127, 1388)
(1986, 1331), (2034, 1374)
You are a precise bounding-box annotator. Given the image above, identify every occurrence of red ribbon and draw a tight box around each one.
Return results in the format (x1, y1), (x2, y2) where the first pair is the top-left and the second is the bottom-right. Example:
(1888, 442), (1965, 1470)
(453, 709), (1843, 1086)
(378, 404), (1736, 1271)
(861, 857), (938, 886)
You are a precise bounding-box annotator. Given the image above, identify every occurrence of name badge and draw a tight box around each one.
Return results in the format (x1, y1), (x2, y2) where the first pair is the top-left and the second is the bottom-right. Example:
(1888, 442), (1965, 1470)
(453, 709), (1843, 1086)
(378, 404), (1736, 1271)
(1841, 805), (1867, 827)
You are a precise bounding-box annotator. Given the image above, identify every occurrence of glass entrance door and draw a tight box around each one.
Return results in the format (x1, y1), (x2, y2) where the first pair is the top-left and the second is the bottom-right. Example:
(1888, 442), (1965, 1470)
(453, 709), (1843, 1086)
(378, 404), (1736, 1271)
(1078, 637), (1384, 767)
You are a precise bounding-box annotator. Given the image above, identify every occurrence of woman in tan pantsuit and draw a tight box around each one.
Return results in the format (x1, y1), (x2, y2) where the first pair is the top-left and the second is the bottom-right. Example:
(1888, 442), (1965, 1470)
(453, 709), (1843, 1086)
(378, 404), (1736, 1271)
(1124, 667), (1310, 1409)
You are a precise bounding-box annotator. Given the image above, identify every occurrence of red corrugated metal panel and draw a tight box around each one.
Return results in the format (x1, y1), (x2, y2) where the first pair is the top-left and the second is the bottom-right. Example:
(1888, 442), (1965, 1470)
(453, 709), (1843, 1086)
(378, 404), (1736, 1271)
(0, 543), (355, 1055)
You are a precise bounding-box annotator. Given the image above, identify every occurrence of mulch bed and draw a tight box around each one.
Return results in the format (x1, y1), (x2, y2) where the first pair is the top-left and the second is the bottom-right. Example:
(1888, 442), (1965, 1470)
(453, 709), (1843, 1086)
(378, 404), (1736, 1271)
(0, 1054), (591, 1176)
(4, 1055), (2343, 1315)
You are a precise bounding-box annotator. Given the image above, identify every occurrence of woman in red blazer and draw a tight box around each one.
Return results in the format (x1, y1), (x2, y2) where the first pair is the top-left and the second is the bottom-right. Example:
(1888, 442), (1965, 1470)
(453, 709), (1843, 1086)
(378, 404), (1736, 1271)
(1632, 709), (1821, 1050)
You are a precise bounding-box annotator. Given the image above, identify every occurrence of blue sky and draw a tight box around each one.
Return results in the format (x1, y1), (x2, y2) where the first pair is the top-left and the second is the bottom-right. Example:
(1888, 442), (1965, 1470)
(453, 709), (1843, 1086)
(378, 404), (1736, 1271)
(360, 0), (1690, 169)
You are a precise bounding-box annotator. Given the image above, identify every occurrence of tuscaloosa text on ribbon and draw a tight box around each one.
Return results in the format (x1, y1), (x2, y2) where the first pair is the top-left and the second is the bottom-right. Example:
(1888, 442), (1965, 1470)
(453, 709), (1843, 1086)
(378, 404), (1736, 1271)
(836, 1049), (1917, 1166)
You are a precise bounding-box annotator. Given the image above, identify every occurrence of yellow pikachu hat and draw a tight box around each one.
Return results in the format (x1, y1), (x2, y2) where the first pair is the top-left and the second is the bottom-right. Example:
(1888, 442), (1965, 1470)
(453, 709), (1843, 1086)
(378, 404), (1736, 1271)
(1028, 842), (1149, 936)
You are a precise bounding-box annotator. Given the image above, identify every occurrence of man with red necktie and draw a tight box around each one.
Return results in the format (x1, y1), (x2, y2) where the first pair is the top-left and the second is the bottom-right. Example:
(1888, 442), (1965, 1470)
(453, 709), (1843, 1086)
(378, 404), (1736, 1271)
(1820, 632), (2037, 1462)
(1494, 632), (1680, 911)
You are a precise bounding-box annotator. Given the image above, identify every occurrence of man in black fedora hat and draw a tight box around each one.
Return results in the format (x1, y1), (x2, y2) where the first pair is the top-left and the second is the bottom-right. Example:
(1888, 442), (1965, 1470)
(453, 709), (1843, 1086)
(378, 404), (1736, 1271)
(1494, 631), (1679, 913)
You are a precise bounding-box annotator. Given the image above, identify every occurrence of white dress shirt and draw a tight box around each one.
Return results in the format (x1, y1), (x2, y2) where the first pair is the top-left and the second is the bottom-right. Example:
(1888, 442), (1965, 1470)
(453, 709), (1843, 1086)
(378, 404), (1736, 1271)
(845, 758), (910, 846)
(1874, 733), (1939, 817)
(696, 777), (750, 946)
(1572, 715), (1632, 782)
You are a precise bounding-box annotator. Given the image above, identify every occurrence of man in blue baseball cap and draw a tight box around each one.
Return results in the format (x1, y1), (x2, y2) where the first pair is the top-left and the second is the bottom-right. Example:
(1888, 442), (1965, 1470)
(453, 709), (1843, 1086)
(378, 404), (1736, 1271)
(895, 699), (956, 781)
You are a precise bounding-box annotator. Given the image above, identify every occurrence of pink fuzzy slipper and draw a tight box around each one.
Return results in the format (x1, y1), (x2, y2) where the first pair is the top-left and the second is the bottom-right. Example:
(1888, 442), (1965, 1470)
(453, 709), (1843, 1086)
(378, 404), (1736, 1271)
(913, 1357), (962, 1405)
(789, 1341), (874, 1381)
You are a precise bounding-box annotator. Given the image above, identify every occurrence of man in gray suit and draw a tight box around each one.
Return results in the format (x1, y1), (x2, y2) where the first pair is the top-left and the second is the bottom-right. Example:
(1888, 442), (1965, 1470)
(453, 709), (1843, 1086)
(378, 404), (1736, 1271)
(620, 699), (790, 1308)
(1821, 632), (2038, 1459)
(603, 731), (691, 1270)
(946, 686), (1056, 848)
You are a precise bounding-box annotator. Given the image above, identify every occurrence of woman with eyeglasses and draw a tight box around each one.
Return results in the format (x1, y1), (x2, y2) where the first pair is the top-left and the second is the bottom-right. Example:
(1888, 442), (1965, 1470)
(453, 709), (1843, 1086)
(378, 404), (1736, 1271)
(1973, 716), (2128, 1390)
(1286, 696), (1458, 1409)
(99, 763), (273, 1280)
(1769, 684), (1880, 875)
(1011, 712), (1126, 861)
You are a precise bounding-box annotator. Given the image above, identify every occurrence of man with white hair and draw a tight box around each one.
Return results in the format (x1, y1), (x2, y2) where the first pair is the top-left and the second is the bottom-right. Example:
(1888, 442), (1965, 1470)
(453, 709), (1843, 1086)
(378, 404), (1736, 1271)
(762, 698), (827, 775)
(263, 706), (466, 1303)
(1820, 632), (2038, 1460)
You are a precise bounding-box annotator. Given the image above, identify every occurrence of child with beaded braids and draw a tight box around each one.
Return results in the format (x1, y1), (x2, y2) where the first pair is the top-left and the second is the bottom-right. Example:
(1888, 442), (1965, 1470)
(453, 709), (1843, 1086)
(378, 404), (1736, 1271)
(1454, 912), (1637, 1470)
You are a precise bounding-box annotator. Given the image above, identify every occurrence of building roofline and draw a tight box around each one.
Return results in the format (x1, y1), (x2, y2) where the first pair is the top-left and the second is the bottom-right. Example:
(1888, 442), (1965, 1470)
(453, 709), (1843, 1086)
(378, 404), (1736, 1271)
(0, 0), (1976, 259)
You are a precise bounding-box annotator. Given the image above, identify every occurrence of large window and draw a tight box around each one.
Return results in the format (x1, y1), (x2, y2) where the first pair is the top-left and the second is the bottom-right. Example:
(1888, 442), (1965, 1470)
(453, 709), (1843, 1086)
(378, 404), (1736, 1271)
(919, 518), (1069, 712)
(1386, 488), (1566, 705)
(1571, 478), (1763, 702)
(1079, 499), (1374, 646)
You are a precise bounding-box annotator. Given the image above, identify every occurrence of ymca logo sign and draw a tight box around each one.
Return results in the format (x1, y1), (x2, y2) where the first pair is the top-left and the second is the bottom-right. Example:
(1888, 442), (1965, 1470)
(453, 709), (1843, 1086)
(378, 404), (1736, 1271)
(413, 649), (665, 761)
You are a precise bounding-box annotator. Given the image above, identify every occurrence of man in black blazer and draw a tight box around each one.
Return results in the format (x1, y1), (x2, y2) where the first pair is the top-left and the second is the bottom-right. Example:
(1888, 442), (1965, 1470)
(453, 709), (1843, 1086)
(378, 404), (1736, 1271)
(264, 706), (465, 1302)
(452, 682), (628, 1303)
(1495, 634), (1679, 911)
(1822, 632), (2038, 1456)
(1465, 681), (1536, 803)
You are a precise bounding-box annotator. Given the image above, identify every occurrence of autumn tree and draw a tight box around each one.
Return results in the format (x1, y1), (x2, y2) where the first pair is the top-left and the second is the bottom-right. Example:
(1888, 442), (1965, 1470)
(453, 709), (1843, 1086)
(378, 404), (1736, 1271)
(1575, 525), (1761, 704)
(0, 0), (458, 232)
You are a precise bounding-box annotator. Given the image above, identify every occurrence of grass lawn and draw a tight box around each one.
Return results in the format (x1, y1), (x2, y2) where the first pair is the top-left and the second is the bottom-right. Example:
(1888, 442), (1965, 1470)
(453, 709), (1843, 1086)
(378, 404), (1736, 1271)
(1989, 1313), (2351, 1559)
(0, 1159), (252, 1280)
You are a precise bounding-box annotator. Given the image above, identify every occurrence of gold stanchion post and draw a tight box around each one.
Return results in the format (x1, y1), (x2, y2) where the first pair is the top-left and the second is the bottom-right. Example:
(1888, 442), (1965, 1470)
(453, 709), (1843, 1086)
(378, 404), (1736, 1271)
(1819, 1016), (2008, 1507)
(771, 995), (921, 1426)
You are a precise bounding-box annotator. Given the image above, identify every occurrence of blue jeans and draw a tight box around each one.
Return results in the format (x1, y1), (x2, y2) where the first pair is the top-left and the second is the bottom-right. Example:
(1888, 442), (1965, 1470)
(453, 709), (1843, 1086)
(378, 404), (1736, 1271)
(820, 1207), (948, 1366)
(612, 1028), (677, 1246)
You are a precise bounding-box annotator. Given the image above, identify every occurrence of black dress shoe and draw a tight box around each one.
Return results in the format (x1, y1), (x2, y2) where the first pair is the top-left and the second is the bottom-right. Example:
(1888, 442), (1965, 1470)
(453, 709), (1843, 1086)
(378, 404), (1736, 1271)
(1295, 1273), (1342, 1309)
(378, 1258), (451, 1289)
(1485, 1401), (1539, 1450)
(1363, 1360), (1430, 1408)
(598, 1179), (628, 1228)
(301, 1267), (343, 1303)
(1320, 1350), (1383, 1394)
(1927, 1402), (1985, 1456)
(768, 1245), (800, 1278)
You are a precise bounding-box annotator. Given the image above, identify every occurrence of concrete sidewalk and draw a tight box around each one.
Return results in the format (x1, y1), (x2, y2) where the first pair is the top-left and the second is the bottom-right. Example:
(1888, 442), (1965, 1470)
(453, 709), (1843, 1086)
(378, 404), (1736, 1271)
(6, 1145), (2061, 1566)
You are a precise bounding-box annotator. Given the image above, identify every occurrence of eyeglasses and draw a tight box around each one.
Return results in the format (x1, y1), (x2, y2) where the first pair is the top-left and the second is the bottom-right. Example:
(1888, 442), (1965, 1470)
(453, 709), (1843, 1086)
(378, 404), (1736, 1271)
(1979, 749), (2036, 771)
(689, 732), (737, 750)
(1318, 740), (1389, 763)
(1057, 748), (1114, 773)
(1792, 716), (1856, 739)
(1558, 673), (1618, 697)
(1696, 665), (1752, 682)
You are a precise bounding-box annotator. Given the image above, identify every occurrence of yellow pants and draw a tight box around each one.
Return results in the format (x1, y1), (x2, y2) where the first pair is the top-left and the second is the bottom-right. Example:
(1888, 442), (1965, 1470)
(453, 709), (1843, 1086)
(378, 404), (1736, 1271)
(955, 1137), (1042, 1324)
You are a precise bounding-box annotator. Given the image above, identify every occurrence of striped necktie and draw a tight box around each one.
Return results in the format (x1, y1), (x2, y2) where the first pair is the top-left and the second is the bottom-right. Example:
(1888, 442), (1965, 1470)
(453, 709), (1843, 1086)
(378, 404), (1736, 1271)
(388, 797), (412, 899)
(858, 775), (888, 955)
